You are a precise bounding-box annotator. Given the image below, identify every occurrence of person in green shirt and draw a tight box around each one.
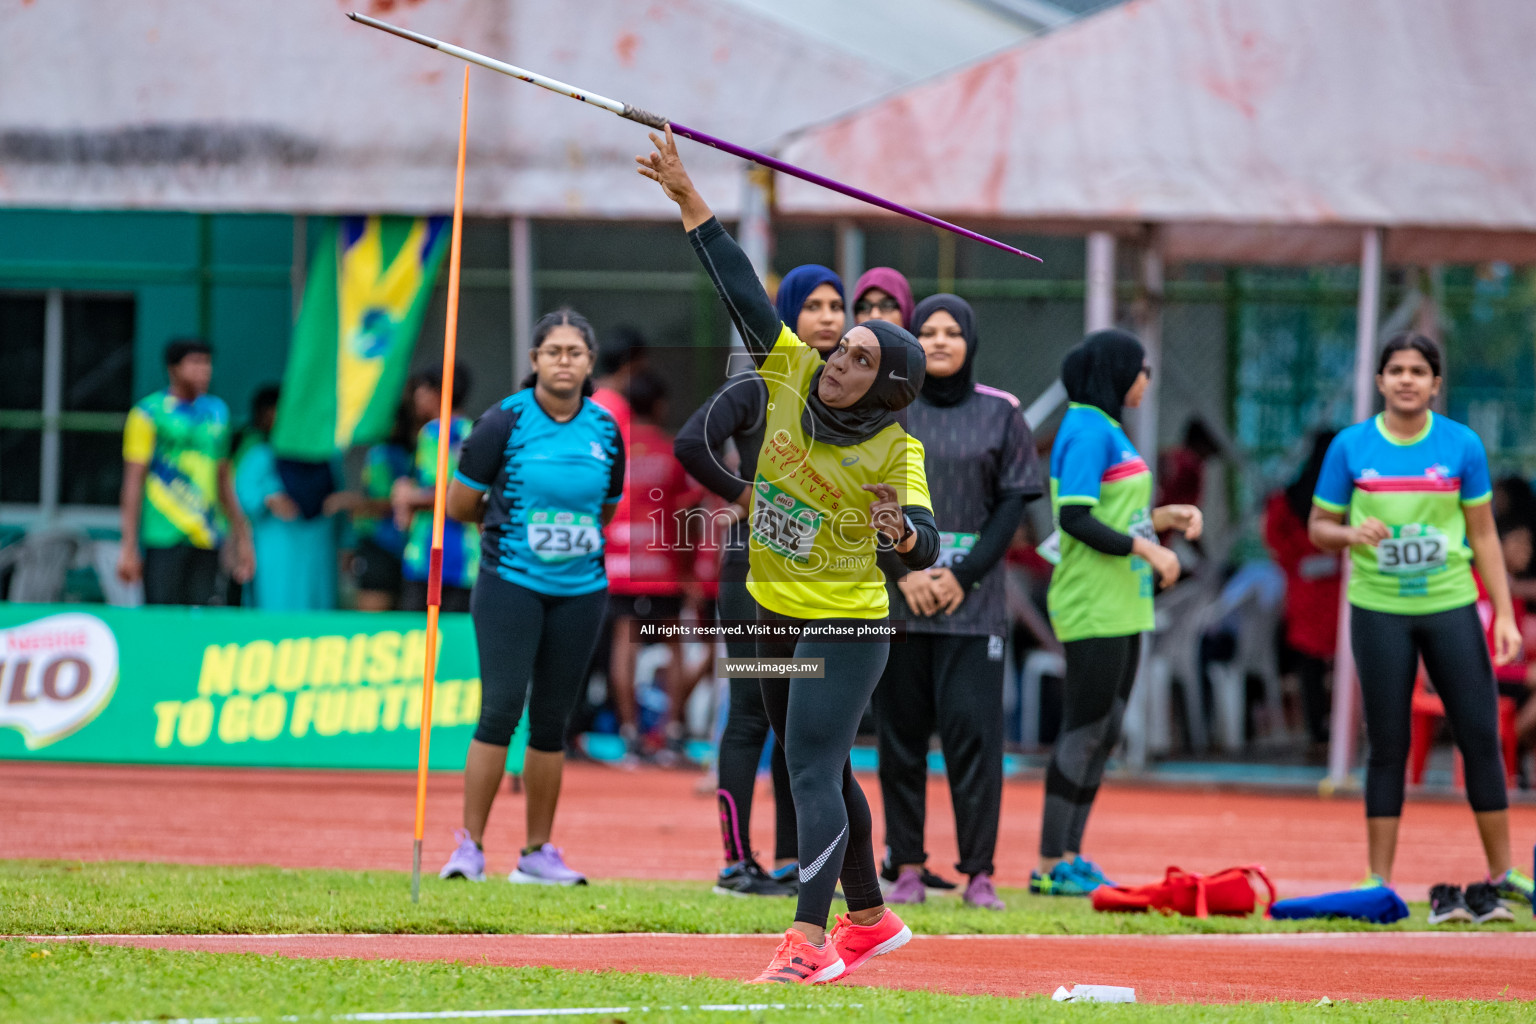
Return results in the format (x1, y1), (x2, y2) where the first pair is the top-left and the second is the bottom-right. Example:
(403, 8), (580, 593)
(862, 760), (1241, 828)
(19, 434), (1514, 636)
(117, 338), (253, 605)
(1310, 332), (1533, 916)
(1033, 330), (1200, 898)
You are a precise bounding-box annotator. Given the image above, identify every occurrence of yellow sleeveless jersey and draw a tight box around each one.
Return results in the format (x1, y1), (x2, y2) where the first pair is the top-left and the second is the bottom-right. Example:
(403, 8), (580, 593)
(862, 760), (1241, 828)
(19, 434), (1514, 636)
(746, 326), (932, 620)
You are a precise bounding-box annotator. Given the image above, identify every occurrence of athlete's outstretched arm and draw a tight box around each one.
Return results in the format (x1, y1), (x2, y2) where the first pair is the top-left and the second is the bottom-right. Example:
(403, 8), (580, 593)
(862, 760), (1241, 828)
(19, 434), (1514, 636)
(689, 218), (783, 363)
(638, 127), (782, 362)
(674, 378), (757, 504)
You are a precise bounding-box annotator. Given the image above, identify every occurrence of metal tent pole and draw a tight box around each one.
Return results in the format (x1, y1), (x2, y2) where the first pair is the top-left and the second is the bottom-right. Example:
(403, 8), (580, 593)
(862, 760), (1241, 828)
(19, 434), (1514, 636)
(1326, 226), (1384, 792)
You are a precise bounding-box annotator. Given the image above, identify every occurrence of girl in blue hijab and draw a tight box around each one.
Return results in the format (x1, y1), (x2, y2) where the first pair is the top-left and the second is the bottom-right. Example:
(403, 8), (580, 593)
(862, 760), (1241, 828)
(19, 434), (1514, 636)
(775, 264), (845, 355)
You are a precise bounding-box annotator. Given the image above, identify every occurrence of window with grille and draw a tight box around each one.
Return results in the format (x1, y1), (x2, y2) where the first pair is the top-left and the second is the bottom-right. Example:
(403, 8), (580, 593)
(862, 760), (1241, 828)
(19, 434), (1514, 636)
(0, 290), (136, 514)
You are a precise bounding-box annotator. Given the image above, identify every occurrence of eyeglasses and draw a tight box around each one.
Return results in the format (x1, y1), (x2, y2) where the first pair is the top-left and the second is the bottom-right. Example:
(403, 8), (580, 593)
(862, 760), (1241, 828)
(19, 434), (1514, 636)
(538, 346), (590, 364)
(854, 297), (901, 316)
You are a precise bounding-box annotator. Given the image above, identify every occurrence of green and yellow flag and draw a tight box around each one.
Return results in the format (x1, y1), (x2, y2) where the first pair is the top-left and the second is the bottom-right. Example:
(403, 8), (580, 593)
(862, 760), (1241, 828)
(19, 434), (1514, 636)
(272, 215), (449, 460)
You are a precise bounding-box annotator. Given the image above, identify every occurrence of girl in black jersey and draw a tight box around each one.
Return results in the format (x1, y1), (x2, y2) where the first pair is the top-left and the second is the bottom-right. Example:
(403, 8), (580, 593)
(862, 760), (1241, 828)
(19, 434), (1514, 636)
(875, 295), (1042, 911)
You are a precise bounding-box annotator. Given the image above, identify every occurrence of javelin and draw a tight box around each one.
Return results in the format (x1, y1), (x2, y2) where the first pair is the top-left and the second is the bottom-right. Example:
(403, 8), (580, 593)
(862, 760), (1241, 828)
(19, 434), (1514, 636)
(348, 12), (1042, 262)
(410, 64), (470, 905)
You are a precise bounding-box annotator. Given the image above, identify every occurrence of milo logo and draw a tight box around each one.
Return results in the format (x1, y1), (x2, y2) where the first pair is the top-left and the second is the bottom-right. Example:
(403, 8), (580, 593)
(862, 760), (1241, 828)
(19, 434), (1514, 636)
(0, 613), (118, 749)
(774, 493), (795, 510)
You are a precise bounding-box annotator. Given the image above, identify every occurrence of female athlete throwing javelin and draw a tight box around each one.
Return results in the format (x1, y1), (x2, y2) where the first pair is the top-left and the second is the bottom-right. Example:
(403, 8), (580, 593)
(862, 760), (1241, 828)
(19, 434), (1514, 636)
(674, 265), (850, 898)
(640, 126), (939, 985)
(437, 309), (624, 887)
(1310, 333), (1533, 913)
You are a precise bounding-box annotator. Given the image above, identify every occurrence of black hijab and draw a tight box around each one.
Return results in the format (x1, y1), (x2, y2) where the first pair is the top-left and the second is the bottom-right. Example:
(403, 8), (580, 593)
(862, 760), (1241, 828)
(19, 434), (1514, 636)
(1060, 329), (1145, 423)
(912, 293), (977, 408)
(801, 320), (926, 447)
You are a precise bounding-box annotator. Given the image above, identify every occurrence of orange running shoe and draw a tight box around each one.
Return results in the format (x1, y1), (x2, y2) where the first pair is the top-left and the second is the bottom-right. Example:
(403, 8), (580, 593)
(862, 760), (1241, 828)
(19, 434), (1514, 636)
(829, 908), (912, 977)
(748, 928), (846, 985)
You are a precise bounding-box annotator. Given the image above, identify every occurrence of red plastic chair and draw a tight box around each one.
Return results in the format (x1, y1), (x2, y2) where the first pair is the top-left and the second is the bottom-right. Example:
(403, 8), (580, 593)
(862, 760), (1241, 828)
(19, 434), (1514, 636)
(1407, 671), (1518, 787)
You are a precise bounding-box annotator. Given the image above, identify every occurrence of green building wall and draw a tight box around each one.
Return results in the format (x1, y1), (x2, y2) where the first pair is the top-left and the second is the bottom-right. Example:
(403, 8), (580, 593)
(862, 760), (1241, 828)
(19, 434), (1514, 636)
(0, 209), (299, 426)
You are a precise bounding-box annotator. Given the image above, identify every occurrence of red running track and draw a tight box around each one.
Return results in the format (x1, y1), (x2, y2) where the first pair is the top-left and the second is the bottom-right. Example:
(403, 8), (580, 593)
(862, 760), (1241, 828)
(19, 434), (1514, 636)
(5, 761), (1535, 901)
(47, 931), (1536, 1004)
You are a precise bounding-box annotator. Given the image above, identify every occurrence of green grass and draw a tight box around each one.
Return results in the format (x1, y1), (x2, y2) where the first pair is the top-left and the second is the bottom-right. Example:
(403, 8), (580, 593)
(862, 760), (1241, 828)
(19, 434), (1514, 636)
(4, 860), (1534, 937)
(1, 939), (1531, 1024)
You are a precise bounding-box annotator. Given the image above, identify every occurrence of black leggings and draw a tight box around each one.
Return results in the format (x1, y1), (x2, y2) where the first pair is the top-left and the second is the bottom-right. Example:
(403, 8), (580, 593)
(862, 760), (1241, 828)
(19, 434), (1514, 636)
(1352, 603), (1507, 818)
(716, 574), (797, 866)
(874, 633), (1004, 877)
(755, 598), (889, 927)
(1040, 633), (1139, 859)
(470, 572), (607, 752)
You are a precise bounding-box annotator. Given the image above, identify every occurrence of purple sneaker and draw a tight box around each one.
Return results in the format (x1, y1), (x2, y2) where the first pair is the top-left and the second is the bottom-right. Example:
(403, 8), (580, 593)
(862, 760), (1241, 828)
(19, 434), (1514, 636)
(963, 872), (1005, 911)
(885, 868), (926, 905)
(510, 843), (588, 886)
(439, 828), (486, 881)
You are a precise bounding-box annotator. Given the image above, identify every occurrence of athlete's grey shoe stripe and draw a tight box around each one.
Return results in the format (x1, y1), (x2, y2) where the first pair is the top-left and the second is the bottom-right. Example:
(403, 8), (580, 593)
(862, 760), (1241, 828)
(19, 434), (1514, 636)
(798, 825), (848, 883)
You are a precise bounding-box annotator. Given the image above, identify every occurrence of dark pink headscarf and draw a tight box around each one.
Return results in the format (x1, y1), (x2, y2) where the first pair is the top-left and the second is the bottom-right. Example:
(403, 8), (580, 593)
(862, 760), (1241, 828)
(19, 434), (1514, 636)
(852, 267), (914, 329)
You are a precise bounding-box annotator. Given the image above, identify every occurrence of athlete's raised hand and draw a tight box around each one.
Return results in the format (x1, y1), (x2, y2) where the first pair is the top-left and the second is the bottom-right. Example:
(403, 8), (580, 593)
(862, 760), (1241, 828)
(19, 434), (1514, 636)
(636, 125), (713, 230)
(1350, 516), (1391, 548)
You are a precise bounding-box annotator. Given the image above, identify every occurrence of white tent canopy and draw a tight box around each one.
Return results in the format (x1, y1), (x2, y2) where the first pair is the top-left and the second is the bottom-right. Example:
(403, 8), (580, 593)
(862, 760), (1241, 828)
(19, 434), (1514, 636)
(776, 0), (1536, 264)
(779, 0), (1536, 781)
(0, 0), (1051, 218)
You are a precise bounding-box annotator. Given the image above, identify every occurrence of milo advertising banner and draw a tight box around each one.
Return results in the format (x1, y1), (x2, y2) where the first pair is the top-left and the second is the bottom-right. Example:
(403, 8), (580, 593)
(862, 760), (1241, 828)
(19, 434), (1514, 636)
(0, 605), (490, 769)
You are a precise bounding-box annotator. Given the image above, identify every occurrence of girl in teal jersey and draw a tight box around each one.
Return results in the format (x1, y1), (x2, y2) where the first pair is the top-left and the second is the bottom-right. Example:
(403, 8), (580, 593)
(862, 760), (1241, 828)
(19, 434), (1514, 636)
(1310, 333), (1532, 912)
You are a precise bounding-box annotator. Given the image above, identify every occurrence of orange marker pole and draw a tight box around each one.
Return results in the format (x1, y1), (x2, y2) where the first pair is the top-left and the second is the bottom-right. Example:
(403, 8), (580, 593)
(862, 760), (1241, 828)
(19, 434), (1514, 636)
(411, 65), (470, 904)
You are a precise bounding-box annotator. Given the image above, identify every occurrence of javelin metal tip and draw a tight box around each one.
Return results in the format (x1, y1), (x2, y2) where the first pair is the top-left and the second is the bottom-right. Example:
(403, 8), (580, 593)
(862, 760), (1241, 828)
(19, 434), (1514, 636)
(348, 11), (441, 50)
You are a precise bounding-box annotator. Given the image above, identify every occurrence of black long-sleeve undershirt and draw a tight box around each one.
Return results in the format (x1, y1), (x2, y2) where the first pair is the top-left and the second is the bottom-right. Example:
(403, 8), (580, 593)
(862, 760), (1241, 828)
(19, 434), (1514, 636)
(893, 506), (940, 572)
(1058, 503), (1135, 557)
(687, 215), (938, 573)
(688, 217), (782, 365)
(672, 375), (763, 505)
(950, 492), (1027, 589)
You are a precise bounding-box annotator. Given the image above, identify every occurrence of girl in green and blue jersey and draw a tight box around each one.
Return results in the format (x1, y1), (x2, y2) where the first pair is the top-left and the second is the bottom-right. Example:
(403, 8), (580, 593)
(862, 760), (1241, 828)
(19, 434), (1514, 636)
(1310, 333), (1533, 910)
(1033, 329), (1202, 898)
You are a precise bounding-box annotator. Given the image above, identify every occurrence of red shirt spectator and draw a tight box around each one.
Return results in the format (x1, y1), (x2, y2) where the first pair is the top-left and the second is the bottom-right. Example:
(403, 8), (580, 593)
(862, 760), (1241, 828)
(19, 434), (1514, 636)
(605, 417), (702, 597)
(1264, 490), (1342, 660)
(591, 386), (632, 449)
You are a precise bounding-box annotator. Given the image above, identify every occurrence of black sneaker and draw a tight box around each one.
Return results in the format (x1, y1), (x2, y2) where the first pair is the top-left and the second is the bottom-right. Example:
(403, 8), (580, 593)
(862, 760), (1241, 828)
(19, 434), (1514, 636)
(1428, 883), (1474, 924)
(880, 861), (958, 892)
(714, 859), (797, 898)
(1465, 882), (1515, 923)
